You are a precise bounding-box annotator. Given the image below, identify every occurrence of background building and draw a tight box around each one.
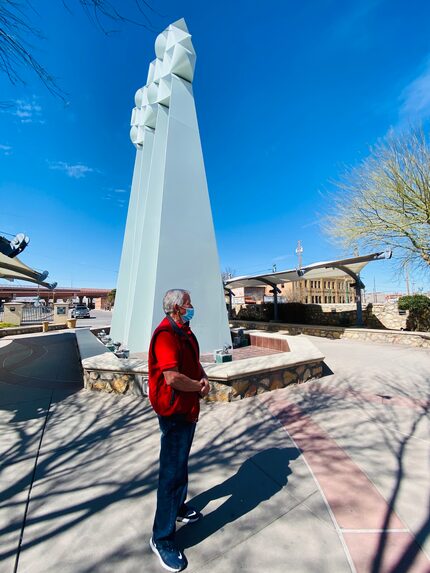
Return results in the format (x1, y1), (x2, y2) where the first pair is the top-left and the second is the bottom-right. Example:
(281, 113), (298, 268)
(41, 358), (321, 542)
(231, 276), (357, 305)
(279, 277), (357, 304)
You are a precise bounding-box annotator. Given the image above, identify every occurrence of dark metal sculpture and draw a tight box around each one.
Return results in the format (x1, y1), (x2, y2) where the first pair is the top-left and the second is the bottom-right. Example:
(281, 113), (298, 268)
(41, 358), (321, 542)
(0, 233), (29, 258)
(0, 232), (56, 290)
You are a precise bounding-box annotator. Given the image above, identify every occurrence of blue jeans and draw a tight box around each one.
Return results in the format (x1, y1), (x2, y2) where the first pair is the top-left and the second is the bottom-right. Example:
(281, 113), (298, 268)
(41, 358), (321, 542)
(152, 415), (196, 547)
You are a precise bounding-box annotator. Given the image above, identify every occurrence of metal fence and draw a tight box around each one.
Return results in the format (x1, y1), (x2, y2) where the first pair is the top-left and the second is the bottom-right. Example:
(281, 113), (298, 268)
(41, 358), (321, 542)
(22, 305), (54, 323)
(0, 304), (54, 324)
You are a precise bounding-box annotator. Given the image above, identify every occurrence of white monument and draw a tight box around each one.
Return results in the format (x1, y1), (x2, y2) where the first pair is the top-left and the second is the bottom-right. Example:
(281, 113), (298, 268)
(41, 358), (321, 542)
(111, 18), (231, 353)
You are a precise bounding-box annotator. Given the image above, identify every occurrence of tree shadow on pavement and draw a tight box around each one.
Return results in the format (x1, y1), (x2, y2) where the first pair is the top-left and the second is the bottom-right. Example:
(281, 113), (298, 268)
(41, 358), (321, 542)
(0, 336), (305, 572)
(277, 354), (430, 573)
(176, 447), (300, 549)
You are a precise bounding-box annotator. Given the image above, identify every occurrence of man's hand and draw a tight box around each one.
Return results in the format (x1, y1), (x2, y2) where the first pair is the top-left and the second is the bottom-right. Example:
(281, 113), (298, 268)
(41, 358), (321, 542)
(164, 369), (203, 392)
(199, 378), (210, 398)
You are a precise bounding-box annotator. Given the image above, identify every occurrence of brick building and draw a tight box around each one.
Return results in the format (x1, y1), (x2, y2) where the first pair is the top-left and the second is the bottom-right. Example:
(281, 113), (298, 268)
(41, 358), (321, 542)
(231, 276), (356, 305)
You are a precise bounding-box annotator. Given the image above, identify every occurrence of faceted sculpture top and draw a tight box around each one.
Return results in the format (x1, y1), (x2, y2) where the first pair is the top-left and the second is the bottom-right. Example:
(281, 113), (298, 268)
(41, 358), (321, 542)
(130, 19), (196, 148)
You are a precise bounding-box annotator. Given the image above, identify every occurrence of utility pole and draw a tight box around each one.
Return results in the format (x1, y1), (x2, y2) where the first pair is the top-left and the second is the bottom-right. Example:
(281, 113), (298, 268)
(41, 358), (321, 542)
(296, 240), (303, 269)
(405, 265), (410, 296)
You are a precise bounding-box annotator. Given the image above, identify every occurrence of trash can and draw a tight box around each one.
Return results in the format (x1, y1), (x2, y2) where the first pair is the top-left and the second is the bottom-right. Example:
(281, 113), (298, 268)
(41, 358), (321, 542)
(42, 321), (49, 333)
(67, 318), (77, 329)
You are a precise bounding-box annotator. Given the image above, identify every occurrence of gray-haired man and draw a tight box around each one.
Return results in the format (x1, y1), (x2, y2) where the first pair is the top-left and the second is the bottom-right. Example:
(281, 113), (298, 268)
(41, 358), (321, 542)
(148, 289), (210, 572)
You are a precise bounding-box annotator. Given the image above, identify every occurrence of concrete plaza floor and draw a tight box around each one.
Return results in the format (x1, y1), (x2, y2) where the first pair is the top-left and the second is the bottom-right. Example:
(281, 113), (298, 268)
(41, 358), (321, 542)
(0, 331), (429, 572)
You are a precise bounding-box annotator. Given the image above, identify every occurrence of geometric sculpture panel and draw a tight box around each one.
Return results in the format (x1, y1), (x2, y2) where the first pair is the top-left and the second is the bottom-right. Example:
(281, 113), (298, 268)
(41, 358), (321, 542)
(111, 18), (231, 353)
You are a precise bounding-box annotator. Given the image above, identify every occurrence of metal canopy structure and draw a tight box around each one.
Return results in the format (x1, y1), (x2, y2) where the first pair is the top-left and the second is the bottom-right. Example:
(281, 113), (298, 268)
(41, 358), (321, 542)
(0, 252), (57, 290)
(224, 251), (392, 326)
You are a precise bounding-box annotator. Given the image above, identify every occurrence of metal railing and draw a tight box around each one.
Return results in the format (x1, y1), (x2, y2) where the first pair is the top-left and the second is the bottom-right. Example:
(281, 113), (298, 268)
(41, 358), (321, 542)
(22, 305), (54, 323)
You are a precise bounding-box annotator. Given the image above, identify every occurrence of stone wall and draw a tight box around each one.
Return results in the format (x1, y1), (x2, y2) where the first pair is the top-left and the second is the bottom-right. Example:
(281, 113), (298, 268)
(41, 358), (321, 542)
(207, 361), (324, 402)
(84, 369), (148, 396)
(0, 322), (71, 338)
(82, 361), (326, 401)
(80, 328), (325, 402)
(305, 304), (357, 327)
(365, 302), (408, 330)
(230, 320), (430, 349)
(232, 301), (409, 330)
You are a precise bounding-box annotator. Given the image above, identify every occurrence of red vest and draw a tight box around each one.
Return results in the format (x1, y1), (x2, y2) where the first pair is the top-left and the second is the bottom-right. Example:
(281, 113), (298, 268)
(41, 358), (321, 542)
(148, 316), (201, 422)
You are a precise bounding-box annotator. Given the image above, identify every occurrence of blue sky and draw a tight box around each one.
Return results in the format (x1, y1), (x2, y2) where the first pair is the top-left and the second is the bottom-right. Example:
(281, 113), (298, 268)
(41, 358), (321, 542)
(1, 0), (430, 293)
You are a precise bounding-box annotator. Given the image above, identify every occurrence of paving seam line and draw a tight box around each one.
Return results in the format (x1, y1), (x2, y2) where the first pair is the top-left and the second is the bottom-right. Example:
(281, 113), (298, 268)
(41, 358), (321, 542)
(341, 528), (410, 533)
(259, 397), (357, 573)
(0, 397), (51, 408)
(262, 396), (430, 568)
(2, 347), (33, 369)
(185, 493), (325, 573)
(12, 390), (53, 573)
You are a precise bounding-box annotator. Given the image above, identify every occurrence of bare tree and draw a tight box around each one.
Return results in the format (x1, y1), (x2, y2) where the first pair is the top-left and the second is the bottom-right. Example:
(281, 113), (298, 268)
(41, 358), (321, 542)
(0, 0), (157, 99)
(324, 128), (430, 270)
(221, 266), (236, 282)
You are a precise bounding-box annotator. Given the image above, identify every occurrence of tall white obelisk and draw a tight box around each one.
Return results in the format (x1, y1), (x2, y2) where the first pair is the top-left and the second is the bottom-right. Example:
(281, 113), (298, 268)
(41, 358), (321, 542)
(111, 18), (231, 353)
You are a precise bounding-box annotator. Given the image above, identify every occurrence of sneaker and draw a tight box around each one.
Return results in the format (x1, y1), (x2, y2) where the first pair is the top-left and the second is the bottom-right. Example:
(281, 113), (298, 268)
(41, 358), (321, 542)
(176, 506), (202, 524)
(149, 537), (187, 572)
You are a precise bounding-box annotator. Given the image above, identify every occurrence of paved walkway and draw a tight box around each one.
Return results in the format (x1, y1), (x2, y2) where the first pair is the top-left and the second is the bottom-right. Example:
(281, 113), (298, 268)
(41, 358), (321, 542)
(0, 332), (429, 572)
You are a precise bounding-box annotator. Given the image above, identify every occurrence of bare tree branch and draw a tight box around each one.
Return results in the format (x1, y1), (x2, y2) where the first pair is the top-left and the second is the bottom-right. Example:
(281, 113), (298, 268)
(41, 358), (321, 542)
(0, 0), (156, 99)
(323, 128), (430, 271)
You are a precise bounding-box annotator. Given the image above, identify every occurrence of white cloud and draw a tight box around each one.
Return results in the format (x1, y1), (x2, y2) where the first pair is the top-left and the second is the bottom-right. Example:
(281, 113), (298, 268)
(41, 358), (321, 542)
(5, 96), (45, 124)
(114, 188), (128, 194)
(399, 57), (430, 124)
(0, 144), (12, 156)
(272, 254), (292, 262)
(48, 161), (95, 179)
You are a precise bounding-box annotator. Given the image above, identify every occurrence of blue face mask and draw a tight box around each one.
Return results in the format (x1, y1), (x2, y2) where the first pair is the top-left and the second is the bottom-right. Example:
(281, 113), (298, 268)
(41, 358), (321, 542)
(181, 307), (194, 322)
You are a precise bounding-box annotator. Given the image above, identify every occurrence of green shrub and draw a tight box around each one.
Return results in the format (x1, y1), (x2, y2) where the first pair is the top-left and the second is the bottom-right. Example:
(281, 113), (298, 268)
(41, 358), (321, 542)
(0, 322), (17, 329)
(398, 295), (430, 331)
(278, 303), (307, 323)
(235, 302), (308, 323)
(236, 304), (273, 321)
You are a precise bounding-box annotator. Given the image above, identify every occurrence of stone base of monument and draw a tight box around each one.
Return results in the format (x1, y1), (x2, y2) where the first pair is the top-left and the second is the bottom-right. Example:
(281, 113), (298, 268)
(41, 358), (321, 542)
(202, 333), (324, 402)
(77, 329), (325, 401)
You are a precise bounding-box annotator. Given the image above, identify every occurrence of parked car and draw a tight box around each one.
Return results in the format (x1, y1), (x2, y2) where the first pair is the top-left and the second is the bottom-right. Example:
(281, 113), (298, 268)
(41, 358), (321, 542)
(71, 305), (91, 319)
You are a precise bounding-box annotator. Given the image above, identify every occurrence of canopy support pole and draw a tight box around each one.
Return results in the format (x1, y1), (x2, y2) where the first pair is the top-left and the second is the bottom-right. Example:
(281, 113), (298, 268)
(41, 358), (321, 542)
(333, 265), (365, 327)
(256, 278), (281, 322)
(224, 286), (235, 320)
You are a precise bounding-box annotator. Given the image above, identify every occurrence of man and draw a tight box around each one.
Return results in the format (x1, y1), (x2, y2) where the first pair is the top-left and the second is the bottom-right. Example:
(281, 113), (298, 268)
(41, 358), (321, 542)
(149, 289), (210, 572)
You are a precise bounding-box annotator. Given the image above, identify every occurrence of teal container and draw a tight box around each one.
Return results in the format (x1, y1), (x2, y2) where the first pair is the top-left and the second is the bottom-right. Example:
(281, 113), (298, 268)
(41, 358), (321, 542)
(215, 353), (233, 363)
